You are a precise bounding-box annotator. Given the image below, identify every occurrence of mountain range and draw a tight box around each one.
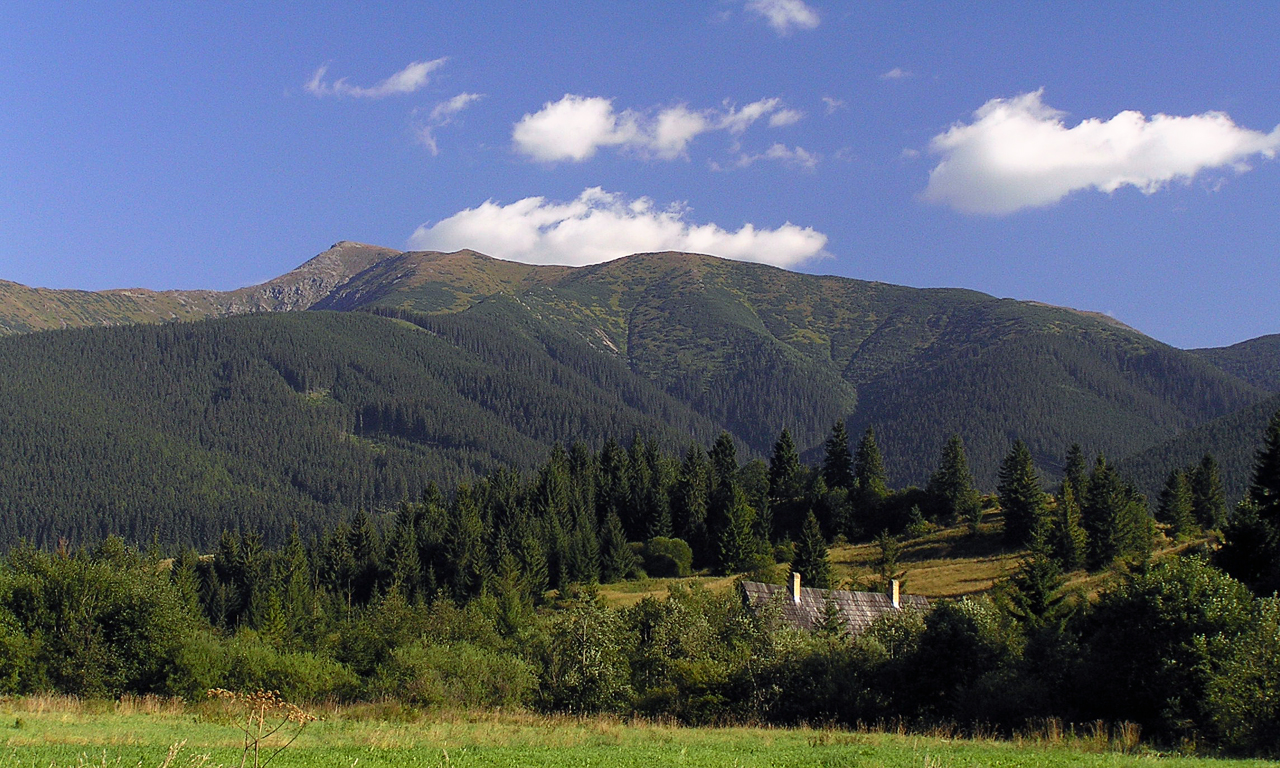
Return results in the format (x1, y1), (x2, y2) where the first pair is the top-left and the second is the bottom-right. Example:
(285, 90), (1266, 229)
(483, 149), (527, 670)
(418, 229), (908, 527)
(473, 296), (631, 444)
(1, 242), (1276, 545)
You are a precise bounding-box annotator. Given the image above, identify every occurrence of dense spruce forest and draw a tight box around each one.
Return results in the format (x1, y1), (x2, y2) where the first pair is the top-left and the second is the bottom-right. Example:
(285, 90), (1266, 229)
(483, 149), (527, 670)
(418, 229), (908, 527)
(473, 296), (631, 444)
(1, 244), (1272, 500)
(1, 410), (1279, 756)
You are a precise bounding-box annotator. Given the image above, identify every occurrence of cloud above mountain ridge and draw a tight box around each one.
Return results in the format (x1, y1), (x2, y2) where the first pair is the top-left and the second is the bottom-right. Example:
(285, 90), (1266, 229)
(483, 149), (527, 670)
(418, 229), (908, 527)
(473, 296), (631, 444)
(924, 90), (1280, 214)
(408, 188), (828, 268)
(512, 95), (800, 162)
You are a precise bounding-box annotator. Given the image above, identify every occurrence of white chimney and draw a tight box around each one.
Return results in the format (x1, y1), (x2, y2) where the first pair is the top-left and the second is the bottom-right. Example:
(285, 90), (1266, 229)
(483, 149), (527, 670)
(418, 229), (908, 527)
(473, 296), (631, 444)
(791, 572), (801, 604)
(890, 579), (901, 609)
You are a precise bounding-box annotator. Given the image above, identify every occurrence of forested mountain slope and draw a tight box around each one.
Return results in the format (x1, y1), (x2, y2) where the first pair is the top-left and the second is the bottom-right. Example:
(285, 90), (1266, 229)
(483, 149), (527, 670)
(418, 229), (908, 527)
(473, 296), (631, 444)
(0, 243), (1270, 491)
(1191, 333), (1280, 392)
(0, 309), (721, 548)
(1118, 392), (1280, 502)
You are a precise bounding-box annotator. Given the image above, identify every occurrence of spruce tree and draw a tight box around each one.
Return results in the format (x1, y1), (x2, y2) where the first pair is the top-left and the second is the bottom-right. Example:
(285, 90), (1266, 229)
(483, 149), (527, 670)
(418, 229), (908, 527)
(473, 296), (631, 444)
(1082, 456), (1154, 570)
(709, 432), (739, 490)
(1190, 453), (1228, 531)
(1248, 411), (1280, 524)
(675, 443), (712, 563)
(1219, 410), (1280, 595)
(768, 428), (805, 537)
(1156, 469), (1197, 539)
(1061, 443), (1088, 499)
(998, 440), (1048, 548)
(821, 422), (854, 492)
(1048, 482), (1087, 572)
(717, 485), (761, 574)
(599, 511), (638, 583)
(853, 427), (888, 521)
(792, 510), (833, 588)
(926, 434), (980, 526)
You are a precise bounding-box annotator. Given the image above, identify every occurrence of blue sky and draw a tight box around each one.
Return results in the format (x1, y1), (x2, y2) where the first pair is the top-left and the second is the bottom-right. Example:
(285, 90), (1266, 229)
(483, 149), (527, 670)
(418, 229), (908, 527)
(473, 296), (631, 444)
(2, 2), (1278, 349)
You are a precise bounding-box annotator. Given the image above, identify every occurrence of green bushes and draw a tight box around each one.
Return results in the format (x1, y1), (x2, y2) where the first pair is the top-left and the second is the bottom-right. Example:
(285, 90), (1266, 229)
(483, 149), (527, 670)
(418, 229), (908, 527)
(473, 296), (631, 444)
(373, 642), (535, 709)
(641, 537), (693, 578)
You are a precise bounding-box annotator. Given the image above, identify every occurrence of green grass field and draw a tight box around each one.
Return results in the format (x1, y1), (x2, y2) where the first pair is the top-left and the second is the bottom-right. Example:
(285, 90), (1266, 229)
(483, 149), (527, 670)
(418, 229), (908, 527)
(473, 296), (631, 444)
(1, 697), (1273, 768)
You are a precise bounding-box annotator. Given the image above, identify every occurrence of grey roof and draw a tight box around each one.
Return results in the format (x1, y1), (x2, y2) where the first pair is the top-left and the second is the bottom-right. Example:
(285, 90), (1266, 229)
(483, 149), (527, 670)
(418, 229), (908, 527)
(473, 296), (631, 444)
(740, 581), (929, 636)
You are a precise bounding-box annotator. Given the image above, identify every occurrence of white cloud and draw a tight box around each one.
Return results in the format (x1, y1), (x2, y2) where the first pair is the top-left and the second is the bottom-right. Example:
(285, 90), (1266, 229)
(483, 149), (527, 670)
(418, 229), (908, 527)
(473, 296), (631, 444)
(746, 0), (820, 35)
(822, 96), (846, 114)
(880, 67), (912, 80)
(305, 58), (447, 99)
(408, 187), (828, 268)
(720, 143), (819, 171)
(768, 108), (805, 127)
(416, 93), (483, 155)
(512, 95), (800, 162)
(923, 90), (1280, 214)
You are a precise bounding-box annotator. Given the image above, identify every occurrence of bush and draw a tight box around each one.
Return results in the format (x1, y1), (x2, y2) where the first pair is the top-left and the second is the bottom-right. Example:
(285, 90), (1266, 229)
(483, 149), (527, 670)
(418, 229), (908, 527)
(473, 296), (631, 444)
(373, 641), (536, 709)
(220, 634), (360, 702)
(642, 537), (693, 578)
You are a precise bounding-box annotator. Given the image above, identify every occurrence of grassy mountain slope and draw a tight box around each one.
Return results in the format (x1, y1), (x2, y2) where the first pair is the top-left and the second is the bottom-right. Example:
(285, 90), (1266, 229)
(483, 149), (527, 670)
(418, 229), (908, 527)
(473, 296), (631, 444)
(1191, 333), (1280, 392)
(0, 309), (719, 548)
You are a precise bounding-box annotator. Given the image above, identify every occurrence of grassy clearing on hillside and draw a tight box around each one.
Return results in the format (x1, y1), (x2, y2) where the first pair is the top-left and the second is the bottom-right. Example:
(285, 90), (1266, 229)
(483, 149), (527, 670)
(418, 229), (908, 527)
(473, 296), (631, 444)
(597, 511), (1209, 608)
(0, 697), (1273, 768)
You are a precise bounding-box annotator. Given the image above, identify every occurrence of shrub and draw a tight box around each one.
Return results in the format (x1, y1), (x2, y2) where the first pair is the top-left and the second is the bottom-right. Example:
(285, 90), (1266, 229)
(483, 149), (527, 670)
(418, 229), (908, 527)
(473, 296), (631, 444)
(373, 641), (536, 709)
(642, 537), (693, 578)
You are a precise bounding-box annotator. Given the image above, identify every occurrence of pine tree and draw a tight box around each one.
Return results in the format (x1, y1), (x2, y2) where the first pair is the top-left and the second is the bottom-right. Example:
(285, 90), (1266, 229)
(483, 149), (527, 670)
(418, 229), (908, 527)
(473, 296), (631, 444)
(792, 510), (833, 588)
(1190, 453), (1228, 531)
(598, 511), (638, 583)
(926, 434), (980, 526)
(1061, 443), (1088, 499)
(872, 529), (904, 590)
(815, 593), (847, 639)
(675, 443), (712, 563)
(821, 422), (854, 492)
(768, 428), (805, 538)
(1082, 456), (1154, 570)
(709, 432), (739, 490)
(1156, 469), (1197, 539)
(853, 427), (888, 522)
(998, 440), (1048, 548)
(1248, 412), (1280, 524)
(1048, 482), (1087, 571)
(1004, 552), (1069, 632)
(447, 485), (490, 599)
(717, 485), (761, 574)
(1219, 410), (1280, 595)
(386, 503), (422, 598)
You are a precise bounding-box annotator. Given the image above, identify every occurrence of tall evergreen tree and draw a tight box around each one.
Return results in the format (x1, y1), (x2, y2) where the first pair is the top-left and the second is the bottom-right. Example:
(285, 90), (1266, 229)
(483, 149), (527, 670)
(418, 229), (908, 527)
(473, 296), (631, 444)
(1061, 443), (1088, 499)
(1251, 410), (1280, 524)
(926, 434), (980, 526)
(792, 510), (833, 588)
(1156, 469), (1197, 539)
(1220, 410), (1280, 595)
(709, 432), (739, 490)
(717, 485), (761, 574)
(1189, 453), (1228, 531)
(1082, 456), (1154, 571)
(674, 443), (712, 562)
(821, 422), (854, 492)
(853, 427), (888, 523)
(1048, 483), (1087, 572)
(348, 509), (382, 605)
(598, 511), (638, 583)
(998, 440), (1048, 548)
(768, 429), (805, 537)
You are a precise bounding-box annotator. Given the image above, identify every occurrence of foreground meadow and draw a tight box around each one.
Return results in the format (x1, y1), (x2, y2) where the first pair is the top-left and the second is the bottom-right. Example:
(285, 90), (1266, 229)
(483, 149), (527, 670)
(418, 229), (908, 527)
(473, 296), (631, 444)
(0, 697), (1274, 768)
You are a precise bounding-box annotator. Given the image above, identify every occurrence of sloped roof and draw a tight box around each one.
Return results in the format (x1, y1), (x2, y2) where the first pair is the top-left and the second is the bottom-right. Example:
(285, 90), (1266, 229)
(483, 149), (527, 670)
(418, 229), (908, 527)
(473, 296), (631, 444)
(740, 581), (929, 636)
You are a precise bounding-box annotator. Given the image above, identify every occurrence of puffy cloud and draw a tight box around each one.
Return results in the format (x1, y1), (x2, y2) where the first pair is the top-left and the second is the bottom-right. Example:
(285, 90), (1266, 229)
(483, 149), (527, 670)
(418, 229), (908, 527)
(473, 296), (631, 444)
(305, 59), (446, 98)
(746, 0), (820, 35)
(408, 187), (828, 268)
(416, 93), (483, 155)
(512, 95), (800, 162)
(880, 67), (912, 80)
(923, 90), (1280, 214)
